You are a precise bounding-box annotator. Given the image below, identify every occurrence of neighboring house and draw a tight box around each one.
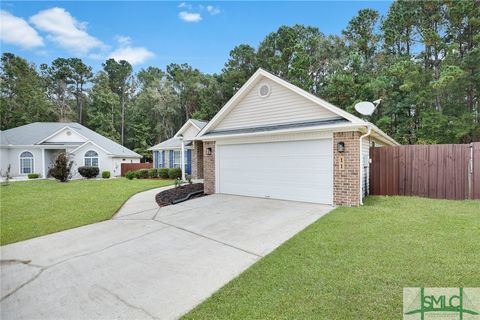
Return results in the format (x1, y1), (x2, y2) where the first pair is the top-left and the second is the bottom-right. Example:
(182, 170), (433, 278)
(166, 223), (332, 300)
(0, 122), (141, 179)
(149, 119), (207, 179)
(191, 68), (398, 206)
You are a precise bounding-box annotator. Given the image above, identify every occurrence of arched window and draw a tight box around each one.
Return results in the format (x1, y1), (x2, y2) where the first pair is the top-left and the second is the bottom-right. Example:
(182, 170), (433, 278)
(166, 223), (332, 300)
(84, 150), (99, 167)
(20, 151), (34, 174)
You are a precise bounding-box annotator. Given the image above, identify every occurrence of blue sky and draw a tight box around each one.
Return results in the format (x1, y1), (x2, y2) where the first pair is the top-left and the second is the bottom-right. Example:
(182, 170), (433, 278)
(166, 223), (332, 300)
(0, 1), (392, 74)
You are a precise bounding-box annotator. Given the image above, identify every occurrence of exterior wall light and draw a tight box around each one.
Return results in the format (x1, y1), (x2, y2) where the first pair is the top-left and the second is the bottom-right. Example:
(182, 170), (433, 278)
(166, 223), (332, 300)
(337, 142), (345, 153)
(206, 147), (212, 155)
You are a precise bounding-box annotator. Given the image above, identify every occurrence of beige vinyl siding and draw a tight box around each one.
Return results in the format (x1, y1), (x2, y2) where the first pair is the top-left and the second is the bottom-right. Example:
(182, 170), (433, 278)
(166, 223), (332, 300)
(372, 137), (386, 147)
(214, 79), (339, 131)
(182, 124), (200, 140)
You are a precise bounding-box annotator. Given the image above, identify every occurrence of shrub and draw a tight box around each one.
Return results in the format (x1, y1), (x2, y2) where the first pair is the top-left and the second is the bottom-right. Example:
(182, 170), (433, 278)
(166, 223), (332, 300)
(49, 153), (73, 182)
(174, 178), (184, 188)
(137, 169), (150, 179)
(168, 167), (182, 179)
(27, 173), (40, 179)
(102, 171), (110, 179)
(125, 171), (136, 180)
(1, 164), (12, 186)
(186, 174), (192, 184)
(78, 166), (99, 179)
(158, 168), (169, 179)
(148, 168), (158, 178)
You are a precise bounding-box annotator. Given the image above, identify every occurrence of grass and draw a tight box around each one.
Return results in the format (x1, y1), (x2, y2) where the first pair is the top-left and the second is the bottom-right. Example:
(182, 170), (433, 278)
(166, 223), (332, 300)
(184, 196), (480, 320)
(0, 178), (173, 245)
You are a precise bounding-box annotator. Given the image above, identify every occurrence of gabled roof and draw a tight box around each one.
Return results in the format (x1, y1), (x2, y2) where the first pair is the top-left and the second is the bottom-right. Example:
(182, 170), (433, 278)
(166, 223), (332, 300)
(190, 119), (208, 130)
(0, 122), (141, 157)
(148, 137), (193, 150)
(149, 118), (208, 151)
(174, 119), (208, 138)
(196, 68), (398, 146)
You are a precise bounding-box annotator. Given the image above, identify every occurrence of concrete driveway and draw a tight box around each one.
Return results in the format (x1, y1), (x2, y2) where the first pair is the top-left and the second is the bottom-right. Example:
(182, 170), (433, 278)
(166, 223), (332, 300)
(1, 190), (333, 320)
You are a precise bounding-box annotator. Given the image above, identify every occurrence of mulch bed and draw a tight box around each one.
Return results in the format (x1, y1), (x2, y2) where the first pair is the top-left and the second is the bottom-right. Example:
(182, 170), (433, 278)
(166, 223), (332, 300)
(155, 183), (204, 207)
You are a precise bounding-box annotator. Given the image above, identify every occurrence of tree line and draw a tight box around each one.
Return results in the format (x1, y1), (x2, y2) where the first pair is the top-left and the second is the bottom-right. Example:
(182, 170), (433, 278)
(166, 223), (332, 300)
(1, 0), (479, 159)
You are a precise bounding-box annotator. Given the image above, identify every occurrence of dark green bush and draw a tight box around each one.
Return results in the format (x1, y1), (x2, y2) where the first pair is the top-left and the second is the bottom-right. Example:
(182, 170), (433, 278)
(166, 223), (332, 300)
(137, 169), (150, 179)
(148, 168), (158, 178)
(49, 152), (73, 182)
(102, 171), (110, 179)
(27, 173), (40, 179)
(78, 166), (99, 178)
(125, 171), (135, 180)
(158, 168), (169, 179)
(168, 167), (182, 179)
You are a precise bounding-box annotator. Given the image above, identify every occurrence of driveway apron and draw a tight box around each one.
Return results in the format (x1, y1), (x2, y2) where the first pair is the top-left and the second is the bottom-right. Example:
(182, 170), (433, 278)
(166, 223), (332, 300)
(1, 187), (333, 320)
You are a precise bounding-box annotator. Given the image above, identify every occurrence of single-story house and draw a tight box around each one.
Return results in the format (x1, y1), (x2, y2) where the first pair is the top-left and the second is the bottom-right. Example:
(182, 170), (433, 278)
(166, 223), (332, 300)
(0, 122), (141, 179)
(190, 68), (398, 206)
(148, 119), (207, 179)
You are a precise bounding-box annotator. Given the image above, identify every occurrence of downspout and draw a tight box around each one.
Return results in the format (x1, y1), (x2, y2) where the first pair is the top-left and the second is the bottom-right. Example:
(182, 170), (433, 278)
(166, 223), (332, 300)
(359, 125), (372, 205)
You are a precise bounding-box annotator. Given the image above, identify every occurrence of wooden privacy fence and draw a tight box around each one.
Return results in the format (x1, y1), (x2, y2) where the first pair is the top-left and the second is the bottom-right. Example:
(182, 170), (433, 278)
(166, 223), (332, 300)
(370, 143), (480, 200)
(121, 163), (152, 176)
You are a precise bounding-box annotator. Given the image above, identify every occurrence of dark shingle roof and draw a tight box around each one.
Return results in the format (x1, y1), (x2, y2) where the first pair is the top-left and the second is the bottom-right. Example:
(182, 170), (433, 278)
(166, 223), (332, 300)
(202, 118), (348, 137)
(148, 137), (192, 150)
(190, 119), (208, 130)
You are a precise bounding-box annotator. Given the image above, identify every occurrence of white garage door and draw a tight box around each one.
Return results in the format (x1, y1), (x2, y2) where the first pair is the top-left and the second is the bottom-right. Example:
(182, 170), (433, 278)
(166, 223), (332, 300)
(217, 139), (333, 204)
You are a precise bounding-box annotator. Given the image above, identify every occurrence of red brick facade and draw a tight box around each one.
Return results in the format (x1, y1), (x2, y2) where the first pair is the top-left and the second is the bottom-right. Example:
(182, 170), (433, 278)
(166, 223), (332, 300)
(191, 140), (204, 179)
(203, 141), (216, 194)
(333, 131), (361, 206)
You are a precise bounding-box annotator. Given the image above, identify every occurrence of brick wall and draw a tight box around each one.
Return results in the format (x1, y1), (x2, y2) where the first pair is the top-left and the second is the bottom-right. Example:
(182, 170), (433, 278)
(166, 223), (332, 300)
(203, 141), (216, 194)
(333, 131), (361, 206)
(191, 140), (204, 179)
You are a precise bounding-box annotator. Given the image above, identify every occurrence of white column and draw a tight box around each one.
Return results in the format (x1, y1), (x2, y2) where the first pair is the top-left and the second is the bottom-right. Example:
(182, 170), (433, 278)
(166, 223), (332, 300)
(41, 149), (46, 178)
(180, 140), (186, 180)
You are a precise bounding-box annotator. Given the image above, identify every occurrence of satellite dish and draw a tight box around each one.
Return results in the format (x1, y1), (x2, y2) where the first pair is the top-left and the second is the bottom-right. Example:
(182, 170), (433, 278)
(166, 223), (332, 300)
(354, 101), (376, 116)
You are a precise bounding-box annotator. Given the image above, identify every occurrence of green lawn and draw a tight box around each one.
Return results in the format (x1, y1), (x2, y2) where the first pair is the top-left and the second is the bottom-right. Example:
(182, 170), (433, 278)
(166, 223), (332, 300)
(0, 178), (173, 245)
(184, 196), (480, 320)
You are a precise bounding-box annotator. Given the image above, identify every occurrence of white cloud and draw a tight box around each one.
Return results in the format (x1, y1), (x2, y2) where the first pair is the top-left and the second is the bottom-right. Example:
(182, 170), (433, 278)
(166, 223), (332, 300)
(0, 10), (44, 49)
(206, 5), (220, 15)
(108, 46), (154, 65)
(115, 35), (132, 46)
(178, 11), (202, 23)
(178, 2), (192, 9)
(30, 7), (103, 54)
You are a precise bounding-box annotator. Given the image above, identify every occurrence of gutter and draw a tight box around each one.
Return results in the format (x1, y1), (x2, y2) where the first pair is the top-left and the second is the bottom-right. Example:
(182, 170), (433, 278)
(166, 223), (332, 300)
(359, 125), (372, 205)
(194, 122), (367, 141)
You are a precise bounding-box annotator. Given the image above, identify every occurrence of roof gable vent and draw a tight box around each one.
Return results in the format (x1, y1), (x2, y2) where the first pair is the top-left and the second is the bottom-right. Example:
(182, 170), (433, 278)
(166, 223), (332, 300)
(258, 83), (271, 98)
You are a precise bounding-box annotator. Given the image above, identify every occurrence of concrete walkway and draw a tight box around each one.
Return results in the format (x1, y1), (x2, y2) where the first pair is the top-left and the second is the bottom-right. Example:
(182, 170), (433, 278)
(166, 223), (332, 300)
(1, 187), (333, 320)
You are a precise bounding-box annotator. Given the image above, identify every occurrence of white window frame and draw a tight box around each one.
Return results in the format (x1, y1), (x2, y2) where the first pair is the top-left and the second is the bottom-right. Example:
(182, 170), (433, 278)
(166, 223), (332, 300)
(19, 151), (34, 175)
(173, 150), (181, 168)
(158, 151), (164, 168)
(84, 150), (99, 167)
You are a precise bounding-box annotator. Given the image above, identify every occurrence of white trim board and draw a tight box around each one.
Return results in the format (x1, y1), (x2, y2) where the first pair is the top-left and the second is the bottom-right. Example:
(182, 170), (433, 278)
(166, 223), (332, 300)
(196, 68), (398, 146)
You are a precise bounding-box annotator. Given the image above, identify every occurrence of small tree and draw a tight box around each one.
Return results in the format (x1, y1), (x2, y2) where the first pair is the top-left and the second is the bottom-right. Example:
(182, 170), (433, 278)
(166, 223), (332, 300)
(1, 164), (12, 186)
(49, 152), (73, 182)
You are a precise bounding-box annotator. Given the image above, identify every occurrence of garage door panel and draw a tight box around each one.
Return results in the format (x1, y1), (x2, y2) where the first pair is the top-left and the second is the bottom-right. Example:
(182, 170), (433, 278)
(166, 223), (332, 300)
(219, 169), (332, 182)
(217, 139), (333, 204)
(220, 183), (331, 204)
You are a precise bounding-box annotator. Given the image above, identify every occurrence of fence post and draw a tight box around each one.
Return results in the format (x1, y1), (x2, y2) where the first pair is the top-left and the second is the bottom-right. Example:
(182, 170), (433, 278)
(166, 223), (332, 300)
(468, 143), (473, 199)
